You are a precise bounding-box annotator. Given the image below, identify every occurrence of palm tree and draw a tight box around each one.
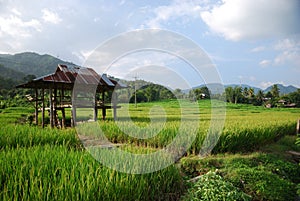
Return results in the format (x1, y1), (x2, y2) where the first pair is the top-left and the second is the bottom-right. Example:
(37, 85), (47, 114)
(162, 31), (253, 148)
(255, 90), (264, 106)
(271, 84), (280, 98)
(225, 87), (234, 103)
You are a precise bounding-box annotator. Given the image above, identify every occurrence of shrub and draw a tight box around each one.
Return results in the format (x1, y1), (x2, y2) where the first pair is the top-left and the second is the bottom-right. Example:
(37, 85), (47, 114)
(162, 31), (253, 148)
(182, 171), (251, 201)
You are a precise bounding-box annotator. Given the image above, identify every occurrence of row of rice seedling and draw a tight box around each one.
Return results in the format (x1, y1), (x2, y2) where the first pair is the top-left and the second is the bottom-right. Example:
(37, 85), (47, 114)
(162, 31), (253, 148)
(0, 124), (80, 149)
(2, 100), (297, 153)
(1, 101), (299, 200)
(95, 100), (300, 153)
(1, 145), (184, 201)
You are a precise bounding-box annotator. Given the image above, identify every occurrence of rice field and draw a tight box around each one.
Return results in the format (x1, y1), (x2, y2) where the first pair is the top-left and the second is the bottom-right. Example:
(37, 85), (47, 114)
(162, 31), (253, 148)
(1, 100), (299, 200)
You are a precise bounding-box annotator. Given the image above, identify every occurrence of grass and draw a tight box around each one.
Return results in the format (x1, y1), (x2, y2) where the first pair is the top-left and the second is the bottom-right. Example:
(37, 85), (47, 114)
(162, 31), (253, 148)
(1, 145), (184, 201)
(95, 100), (299, 153)
(180, 136), (300, 201)
(1, 99), (300, 200)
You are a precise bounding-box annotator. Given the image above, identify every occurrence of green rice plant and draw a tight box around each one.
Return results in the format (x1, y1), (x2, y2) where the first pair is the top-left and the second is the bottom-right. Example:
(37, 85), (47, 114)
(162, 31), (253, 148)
(0, 124), (80, 149)
(0, 145), (184, 201)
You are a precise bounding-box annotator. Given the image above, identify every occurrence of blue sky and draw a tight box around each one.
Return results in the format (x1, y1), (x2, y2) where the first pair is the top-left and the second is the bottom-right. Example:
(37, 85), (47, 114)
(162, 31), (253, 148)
(0, 0), (299, 89)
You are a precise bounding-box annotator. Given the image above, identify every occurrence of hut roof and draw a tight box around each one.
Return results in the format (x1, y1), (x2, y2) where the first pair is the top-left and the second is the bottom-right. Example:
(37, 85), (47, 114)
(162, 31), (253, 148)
(16, 64), (126, 91)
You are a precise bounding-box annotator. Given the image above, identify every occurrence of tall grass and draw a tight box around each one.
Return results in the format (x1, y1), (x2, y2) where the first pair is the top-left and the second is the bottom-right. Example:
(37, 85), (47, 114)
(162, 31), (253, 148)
(96, 100), (299, 153)
(0, 124), (80, 149)
(0, 145), (184, 201)
(1, 101), (300, 200)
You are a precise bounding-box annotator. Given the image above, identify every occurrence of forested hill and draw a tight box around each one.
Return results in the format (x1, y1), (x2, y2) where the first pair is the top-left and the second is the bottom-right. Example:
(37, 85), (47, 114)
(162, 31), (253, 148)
(0, 52), (75, 78)
(264, 84), (298, 95)
(0, 52), (76, 89)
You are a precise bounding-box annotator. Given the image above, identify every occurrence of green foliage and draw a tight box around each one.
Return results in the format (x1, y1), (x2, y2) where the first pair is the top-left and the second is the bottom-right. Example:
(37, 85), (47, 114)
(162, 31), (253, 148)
(0, 88), (34, 108)
(181, 151), (300, 201)
(0, 146), (184, 201)
(1, 101), (300, 200)
(0, 63), (26, 81)
(94, 100), (300, 153)
(297, 135), (300, 147)
(182, 171), (251, 201)
(271, 84), (280, 98)
(0, 52), (75, 77)
(289, 89), (300, 107)
(223, 84), (300, 107)
(0, 106), (184, 200)
(129, 83), (175, 103)
(189, 86), (210, 100)
(0, 124), (80, 149)
(227, 168), (296, 201)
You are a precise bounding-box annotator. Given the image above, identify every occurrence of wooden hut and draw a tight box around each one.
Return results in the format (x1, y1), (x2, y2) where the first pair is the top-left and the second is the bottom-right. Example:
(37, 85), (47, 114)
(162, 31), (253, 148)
(17, 64), (126, 128)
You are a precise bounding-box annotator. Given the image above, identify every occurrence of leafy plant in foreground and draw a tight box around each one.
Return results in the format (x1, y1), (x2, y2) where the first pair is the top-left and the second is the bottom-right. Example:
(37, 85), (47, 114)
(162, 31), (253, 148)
(182, 171), (251, 201)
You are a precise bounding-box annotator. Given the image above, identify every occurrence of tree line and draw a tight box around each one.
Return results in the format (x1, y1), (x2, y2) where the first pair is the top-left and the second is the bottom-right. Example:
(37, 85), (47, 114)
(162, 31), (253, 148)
(223, 84), (300, 107)
(1, 74), (300, 109)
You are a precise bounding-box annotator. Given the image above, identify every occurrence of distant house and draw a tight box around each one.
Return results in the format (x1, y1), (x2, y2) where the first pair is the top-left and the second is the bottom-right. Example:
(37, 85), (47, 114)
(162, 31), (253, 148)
(277, 99), (297, 108)
(265, 103), (272, 108)
(286, 103), (296, 108)
(200, 93), (206, 99)
(278, 99), (287, 106)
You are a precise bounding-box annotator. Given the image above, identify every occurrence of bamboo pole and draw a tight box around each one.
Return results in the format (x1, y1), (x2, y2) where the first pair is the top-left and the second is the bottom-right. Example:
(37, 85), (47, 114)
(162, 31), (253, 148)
(94, 95), (98, 121)
(35, 88), (38, 125)
(71, 89), (76, 127)
(112, 91), (117, 121)
(102, 91), (106, 120)
(61, 88), (65, 128)
(49, 88), (54, 128)
(42, 89), (45, 128)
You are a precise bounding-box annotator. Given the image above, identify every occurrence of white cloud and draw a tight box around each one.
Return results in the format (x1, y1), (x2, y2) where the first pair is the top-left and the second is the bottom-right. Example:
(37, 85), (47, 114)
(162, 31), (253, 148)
(273, 37), (300, 66)
(0, 14), (41, 38)
(274, 38), (299, 50)
(249, 76), (256, 81)
(11, 8), (21, 16)
(274, 50), (300, 66)
(201, 0), (300, 41)
(145, 0), (204, 28)
(259, 81), (273, 89)
(251, 46), (265, 52)
(42, 9), (62, 24)
(260, 81), (285, 89)
(259, 59), (271, 67)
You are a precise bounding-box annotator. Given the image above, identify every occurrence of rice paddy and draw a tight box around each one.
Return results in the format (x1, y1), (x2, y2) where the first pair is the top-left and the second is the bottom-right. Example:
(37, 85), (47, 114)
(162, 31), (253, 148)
(1, 100), (299, 200)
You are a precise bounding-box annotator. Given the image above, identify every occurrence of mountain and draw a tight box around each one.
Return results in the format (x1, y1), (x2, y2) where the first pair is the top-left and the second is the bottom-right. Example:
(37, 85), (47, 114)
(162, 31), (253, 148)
(0, 52), (76, 78)
(0, 64), (26, 81)
(264, 84), (298, 95)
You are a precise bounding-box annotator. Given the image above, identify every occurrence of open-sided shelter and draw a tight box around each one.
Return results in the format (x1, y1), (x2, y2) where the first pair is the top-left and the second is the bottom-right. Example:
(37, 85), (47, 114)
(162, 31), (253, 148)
(17, 64), (126, 128)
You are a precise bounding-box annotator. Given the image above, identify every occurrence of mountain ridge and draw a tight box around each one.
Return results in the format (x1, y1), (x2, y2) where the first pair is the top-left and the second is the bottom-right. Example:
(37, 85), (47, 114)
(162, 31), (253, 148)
(0, 52), (298, 94)
(0, 52), (76, 79)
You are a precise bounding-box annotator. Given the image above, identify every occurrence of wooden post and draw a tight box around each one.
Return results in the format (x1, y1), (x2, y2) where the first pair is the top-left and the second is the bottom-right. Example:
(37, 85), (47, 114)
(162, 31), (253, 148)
(42, 89), (45, 128)
(61, 88), (65, 128)
(94, 95), (98, 121)
(112, 91), (117, 121)
(297, 119), (300, 134)
(53, 89), (58, 127)
(71, 106), (76, 127)
(102, 91), (106, 120)
(49, 88), (54, 128)
(35, 88), (38, 125)
(61, 108), (66, 128)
